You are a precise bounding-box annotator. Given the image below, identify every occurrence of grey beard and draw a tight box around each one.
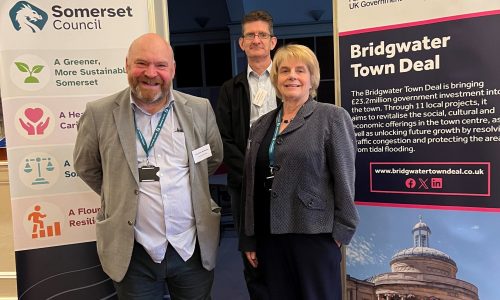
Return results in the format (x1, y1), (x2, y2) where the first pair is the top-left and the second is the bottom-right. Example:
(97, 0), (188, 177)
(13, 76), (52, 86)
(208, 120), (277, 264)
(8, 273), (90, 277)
(132, 86), (165, 104)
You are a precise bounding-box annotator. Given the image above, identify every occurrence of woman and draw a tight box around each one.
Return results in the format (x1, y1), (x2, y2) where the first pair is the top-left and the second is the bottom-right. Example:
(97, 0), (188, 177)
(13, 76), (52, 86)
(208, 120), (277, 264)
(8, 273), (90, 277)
(239, 44), (359, 300)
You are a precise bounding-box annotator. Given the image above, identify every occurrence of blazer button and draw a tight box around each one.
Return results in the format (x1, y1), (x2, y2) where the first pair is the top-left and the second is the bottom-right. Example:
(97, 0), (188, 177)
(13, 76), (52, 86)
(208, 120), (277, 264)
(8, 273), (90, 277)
(308, 201), (314, 207)
(272, 191), (278, 198)
(274, 165), (280, 171)
(127, 220), (134, 226)
(276, 138), (283, 145)
(134, 190), (139, 195)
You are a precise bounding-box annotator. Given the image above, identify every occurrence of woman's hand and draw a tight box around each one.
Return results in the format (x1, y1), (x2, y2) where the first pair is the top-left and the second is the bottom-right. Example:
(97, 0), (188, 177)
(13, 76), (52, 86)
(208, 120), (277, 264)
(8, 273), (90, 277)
(245, 251), (258, 268)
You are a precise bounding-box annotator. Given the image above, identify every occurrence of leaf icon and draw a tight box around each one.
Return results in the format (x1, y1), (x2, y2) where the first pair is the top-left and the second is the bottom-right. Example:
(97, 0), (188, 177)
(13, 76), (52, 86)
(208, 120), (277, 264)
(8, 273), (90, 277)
(15, 62), (30, 73)
(32, 65), (44, 74)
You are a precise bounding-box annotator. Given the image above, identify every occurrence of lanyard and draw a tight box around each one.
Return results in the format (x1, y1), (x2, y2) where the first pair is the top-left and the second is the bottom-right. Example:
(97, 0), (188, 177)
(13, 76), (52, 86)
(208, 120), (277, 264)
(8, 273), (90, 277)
(268, 108), (282, 173)
(134, 103), (172, 164)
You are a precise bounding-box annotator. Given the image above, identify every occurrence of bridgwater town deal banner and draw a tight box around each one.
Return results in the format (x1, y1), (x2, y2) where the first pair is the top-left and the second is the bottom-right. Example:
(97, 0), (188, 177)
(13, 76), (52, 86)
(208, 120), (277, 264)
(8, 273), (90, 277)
(0, 1), (148, 298)
(336, 1), (500, 299)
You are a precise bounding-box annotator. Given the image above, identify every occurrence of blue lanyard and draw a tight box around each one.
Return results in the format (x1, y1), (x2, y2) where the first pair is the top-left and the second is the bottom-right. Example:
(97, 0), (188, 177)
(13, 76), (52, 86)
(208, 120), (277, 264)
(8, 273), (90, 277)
(134, 103), (172, 163)
(268, 108), (282, 172)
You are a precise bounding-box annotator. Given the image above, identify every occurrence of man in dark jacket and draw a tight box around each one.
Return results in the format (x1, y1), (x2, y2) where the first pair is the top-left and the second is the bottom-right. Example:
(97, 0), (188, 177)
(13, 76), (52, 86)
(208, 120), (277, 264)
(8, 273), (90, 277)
(215, 10), (279, 300)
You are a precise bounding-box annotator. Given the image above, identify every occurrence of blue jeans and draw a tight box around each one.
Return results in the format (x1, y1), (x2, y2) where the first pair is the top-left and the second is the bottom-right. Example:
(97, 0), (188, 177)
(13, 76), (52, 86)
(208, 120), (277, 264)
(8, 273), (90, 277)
(113, 242), (213, 300)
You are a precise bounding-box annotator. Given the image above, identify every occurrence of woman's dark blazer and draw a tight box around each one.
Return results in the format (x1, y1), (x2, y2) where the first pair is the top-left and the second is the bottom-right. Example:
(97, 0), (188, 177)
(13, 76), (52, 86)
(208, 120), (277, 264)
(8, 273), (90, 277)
(239, 99), (359, 251)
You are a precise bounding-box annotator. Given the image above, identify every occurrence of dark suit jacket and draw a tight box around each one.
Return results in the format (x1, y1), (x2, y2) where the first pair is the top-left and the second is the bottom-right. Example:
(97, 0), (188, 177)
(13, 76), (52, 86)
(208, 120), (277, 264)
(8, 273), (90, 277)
(73, 88), (223, 282)
(239, 99), (359, 251)
(215, 71), (280, 188)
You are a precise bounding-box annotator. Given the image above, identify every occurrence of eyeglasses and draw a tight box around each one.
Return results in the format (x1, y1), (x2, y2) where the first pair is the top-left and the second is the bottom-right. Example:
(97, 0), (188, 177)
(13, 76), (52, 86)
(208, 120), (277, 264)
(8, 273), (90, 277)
(243, 32), (273, 40)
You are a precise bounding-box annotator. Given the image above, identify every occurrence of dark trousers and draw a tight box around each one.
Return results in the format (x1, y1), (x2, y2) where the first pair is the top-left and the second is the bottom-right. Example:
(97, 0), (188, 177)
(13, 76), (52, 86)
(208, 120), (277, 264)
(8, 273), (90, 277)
(113, 242), (213, 300)
(228, 186), (269, 300)
(257, 233), (342, 300)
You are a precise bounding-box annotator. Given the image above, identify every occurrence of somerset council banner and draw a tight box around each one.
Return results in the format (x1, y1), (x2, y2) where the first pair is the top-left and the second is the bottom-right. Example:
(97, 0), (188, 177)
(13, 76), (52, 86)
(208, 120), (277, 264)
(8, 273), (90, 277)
(0, 1), (149, 298)
(337, 1), (500, 299)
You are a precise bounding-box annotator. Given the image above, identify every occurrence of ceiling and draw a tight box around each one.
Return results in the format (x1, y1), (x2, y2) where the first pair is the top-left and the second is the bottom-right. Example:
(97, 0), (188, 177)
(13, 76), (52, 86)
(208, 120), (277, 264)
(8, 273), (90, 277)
(167, 0), (333, 34)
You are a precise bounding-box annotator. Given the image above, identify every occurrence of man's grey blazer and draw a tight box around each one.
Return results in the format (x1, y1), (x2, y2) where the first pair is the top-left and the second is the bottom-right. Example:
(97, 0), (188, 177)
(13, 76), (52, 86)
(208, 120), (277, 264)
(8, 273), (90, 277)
(73, 88), (223, 282)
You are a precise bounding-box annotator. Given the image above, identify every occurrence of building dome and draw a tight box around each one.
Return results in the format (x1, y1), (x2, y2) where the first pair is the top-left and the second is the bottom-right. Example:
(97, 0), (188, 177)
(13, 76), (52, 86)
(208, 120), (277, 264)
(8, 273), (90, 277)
(390, 217), (458, 278)
(347, 216), (479, 300)
(412, 220), (431, 233)
(392, 246), (456, 266)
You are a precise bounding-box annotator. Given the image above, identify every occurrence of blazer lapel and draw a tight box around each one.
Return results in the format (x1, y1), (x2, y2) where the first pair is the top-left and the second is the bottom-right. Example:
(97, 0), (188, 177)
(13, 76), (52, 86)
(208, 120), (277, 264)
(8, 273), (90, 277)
(252, 109), (277, 145)
(172, 93), (194, 158)
(281, 99), (316, 135)
(113, 89), (139, 183)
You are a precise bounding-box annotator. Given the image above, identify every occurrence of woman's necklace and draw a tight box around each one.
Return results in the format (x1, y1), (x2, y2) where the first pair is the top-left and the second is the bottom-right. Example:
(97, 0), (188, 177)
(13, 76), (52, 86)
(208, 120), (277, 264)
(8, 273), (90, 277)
(282, 100), (306, 124)
(282, 108), (300, 124)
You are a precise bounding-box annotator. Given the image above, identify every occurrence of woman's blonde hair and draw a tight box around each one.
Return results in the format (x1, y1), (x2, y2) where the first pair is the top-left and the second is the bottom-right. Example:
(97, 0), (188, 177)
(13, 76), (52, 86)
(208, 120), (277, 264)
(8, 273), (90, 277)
(270, 44), (320, 98)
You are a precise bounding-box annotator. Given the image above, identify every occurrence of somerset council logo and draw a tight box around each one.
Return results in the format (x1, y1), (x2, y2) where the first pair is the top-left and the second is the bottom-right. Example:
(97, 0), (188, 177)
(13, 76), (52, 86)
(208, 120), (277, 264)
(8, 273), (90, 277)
(9, 1), (48, 33)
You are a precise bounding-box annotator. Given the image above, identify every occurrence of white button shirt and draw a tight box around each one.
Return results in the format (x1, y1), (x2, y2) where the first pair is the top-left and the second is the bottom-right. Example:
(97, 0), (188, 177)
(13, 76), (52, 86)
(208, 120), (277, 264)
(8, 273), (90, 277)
(248, 63), (277, 127)
(131, 93), (196, 263)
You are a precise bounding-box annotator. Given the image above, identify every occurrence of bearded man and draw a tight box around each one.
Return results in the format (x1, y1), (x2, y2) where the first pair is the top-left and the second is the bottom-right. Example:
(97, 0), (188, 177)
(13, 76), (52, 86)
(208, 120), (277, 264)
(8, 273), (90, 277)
(74, 33), (223, 299)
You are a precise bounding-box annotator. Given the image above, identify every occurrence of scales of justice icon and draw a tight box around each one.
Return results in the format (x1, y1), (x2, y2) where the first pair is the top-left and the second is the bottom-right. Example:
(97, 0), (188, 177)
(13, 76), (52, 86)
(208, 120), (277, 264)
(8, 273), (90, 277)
(23, 156), (55, 185)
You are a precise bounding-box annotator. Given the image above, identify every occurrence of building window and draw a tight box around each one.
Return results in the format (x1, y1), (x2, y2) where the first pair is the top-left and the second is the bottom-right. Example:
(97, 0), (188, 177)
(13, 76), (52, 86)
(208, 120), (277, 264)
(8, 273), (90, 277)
(275, 35), (335, 104)
(204, 43), (232, 86)
(174, 45), (203, 88)
(173, 42), (232, 107)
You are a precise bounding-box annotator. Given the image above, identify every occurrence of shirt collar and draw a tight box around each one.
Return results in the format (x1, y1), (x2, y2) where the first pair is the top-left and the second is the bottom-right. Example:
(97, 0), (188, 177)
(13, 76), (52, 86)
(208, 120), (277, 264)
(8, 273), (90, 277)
(247, 61), (273, 79)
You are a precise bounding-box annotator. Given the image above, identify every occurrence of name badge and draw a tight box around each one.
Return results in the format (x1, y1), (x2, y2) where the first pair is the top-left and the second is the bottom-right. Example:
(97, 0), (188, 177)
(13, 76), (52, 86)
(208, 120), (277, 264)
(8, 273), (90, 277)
(252, 89), (268, 107)
(192, 144), (212, 163)
(138, 166), (160, 182)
